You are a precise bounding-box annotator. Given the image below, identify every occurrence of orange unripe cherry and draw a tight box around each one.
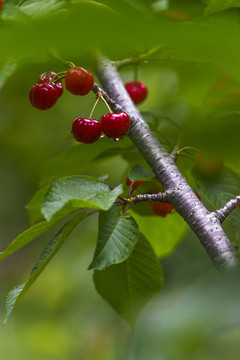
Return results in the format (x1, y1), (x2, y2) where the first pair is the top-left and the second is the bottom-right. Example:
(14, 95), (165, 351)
(195, 152), (223, 175)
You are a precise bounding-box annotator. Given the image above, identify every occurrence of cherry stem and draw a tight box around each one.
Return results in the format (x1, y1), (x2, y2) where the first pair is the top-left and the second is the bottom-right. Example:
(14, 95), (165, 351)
(89, 96), (100, 119)
(178, 146), (200, 154)
(68, 61), (76, 68)
(49, 53), (76, 69)
(54, 75), (65, 82)
(99, 93), (113, 113)
(49, 72), (66, 84)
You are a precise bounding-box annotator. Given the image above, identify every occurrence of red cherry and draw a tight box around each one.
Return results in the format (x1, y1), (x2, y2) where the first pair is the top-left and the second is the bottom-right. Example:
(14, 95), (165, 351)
(195, 152), (223, 175)
(149, 191), (174, 217)
(71, 117), (102, 144)
(65, 67), (94, 95)
(29, 83), (58, 110)
(0, 0), (3, 11)
(101, 112), (130, 139)
(126, 178), (143, 188)
(38, 71), (56, 83)
(38, 71), (63, 98)
(125, 81), (147, 105)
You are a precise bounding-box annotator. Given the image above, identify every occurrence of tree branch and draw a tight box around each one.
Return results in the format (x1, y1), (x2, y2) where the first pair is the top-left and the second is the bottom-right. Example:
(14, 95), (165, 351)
(214, 196), (240, 223)
(94, 54), (239, 270)
(131, 191), (172, 204)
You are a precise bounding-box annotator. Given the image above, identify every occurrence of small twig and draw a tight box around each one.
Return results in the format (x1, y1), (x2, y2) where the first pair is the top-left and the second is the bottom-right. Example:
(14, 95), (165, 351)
(115, 45), (166, 69)
(122, 203), (131, 216)
(214, 196), (240, 223)
(113, 201), (125, 206)
(170, 145), (198, 162)
(128, 182), (133, 198)
(131, 191), (171, 204)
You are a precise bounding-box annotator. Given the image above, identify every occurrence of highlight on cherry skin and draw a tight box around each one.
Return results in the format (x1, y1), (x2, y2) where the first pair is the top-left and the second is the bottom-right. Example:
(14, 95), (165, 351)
(29, 71), (63, 110)
(38, 72), (63, 98)
(125, 81), (148, 105)
(71, 117), (102, 144)
(101, 112), (130, 140)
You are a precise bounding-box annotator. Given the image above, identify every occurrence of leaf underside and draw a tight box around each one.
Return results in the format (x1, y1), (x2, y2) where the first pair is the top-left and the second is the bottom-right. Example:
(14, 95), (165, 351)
(94, 234), (163, 324)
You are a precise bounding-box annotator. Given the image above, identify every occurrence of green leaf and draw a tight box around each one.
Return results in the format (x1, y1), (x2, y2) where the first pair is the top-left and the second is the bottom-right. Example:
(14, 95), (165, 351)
(175, 61), (221, 106)
(126, 0), (153, 15)
(42, 176), (123, 221)
(128, 164), (155, 183)
(86, 0), (138, 15)
(94, 234), (163, 324)
(27, 185), (49, 225)
(18, 0), (66, 19)
(94, 0), (153, 17)
(192, 166), (240, 238)
(0, 58), (18, 90)
(204, 0), (240, 16)
(4, 211), (87, 322)
(0, 212), (73, 261)
(40, 137), (132, 186)
(89, 207), (139, 270)
(131, 212), (188, 258)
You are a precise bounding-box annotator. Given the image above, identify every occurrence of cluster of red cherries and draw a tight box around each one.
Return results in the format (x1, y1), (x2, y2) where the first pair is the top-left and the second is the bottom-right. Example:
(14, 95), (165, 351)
(29, 66), (147, 143)
(29, 65), (206, 217)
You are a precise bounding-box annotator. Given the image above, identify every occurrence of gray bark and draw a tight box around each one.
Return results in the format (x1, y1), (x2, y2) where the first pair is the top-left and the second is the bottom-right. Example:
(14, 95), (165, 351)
(94, 55), (239, 269)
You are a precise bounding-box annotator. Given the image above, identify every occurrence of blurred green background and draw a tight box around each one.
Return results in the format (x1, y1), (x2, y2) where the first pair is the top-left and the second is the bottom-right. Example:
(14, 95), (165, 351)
(1, 1), (240, 359)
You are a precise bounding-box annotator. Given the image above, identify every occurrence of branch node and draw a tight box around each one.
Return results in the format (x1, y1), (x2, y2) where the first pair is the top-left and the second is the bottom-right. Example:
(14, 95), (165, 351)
(214, 195), (240, 223)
